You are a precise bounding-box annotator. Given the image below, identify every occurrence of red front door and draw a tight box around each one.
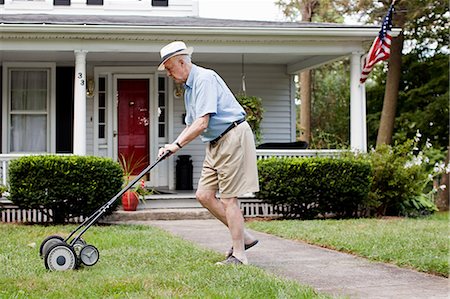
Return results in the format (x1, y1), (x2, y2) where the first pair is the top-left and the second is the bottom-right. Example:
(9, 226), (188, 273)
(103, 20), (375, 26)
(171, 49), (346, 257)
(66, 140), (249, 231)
(117, 79), (150, 175)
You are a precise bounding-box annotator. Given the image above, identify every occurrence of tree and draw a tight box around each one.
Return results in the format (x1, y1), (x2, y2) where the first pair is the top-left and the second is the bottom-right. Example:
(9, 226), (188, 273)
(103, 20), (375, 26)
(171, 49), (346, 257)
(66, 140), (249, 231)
(334, 0), (448, 146)
(276, 0), (344, 144)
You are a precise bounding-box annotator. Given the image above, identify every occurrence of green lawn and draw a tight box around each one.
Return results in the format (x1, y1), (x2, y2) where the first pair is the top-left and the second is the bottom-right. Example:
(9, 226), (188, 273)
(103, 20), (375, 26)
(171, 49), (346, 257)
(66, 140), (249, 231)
(0, 223), (330, 299)
(247, 212), (449, 277)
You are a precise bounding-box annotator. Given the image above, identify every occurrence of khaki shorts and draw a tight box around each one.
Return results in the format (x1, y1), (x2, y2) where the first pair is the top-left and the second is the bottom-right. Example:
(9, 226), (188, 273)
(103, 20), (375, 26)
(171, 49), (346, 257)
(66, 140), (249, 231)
(197, 121), (260, 198)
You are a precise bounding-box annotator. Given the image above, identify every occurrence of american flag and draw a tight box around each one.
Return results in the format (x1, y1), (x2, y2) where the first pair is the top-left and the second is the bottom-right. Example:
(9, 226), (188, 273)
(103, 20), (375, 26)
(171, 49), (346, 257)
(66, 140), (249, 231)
(360, 4), (395, 83)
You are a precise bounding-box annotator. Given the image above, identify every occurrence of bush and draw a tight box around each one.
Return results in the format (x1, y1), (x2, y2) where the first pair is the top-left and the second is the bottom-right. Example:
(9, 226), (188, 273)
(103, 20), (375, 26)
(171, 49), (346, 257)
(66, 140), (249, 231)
(8, 155), (123, 223)
(257, 157), (372, 219)
(357, 138), (443, 217)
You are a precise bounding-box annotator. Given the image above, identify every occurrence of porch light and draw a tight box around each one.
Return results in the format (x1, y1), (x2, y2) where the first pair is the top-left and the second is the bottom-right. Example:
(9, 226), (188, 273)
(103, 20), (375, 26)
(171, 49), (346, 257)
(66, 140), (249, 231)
(86, 78), (95, 98)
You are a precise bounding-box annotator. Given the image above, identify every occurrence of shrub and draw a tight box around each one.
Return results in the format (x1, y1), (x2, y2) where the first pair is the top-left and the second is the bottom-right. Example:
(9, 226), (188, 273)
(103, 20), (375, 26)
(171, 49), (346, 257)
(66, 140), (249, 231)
(363, 142), (429, 216)
(349, 136), (444, 217)
(257, 157), (372, 219)
(8, 155), (123, 223)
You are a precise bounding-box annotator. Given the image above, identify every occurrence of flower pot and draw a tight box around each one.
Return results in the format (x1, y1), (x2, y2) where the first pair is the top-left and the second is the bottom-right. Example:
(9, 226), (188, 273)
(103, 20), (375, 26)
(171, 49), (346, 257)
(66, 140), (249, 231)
(122, 190), (139, 211)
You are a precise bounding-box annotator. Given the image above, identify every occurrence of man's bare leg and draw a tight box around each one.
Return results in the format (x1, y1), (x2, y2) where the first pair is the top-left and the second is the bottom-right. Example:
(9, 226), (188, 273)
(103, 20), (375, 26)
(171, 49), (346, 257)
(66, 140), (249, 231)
(196, 189), (257, 249)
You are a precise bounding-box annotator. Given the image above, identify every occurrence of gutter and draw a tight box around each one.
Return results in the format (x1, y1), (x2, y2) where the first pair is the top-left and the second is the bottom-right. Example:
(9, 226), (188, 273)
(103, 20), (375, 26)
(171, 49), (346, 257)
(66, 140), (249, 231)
(0, 23), (402, 38)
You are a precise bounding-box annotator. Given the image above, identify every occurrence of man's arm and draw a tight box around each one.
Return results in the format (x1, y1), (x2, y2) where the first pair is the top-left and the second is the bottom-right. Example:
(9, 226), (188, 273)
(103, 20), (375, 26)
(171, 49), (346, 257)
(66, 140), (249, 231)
(158, 114), (209, 157)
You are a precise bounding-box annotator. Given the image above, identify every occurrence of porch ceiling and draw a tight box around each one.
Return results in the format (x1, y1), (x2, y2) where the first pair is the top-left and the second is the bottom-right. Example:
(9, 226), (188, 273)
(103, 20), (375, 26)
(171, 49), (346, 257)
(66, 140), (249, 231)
(0, 50), (341, 71)
(0, 14), (401, 73)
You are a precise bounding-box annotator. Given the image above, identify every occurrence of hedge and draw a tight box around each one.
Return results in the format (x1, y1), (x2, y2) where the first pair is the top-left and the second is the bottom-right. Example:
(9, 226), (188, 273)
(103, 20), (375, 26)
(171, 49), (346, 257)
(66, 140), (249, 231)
(8, 155), (123, 223)
(257, 157), (372, 219)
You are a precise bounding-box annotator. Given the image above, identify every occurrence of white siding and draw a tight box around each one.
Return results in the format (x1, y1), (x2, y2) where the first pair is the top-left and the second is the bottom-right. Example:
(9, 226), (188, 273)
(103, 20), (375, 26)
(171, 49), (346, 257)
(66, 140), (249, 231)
(171, 63), (293, 189)
(0, 0), (199, 17)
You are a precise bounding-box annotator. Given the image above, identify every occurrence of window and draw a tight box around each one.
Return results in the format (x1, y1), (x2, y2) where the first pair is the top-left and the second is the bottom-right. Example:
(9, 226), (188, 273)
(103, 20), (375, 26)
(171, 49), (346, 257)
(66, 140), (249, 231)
(9, 69), (49, 152)
(54, 0), (70, 5)
(87, 0), (103, 5)
(98, 77), (107, 142)
(158, 77), (167, 138)
(0, 1), (4, 5)
(152, 0), (168, 7)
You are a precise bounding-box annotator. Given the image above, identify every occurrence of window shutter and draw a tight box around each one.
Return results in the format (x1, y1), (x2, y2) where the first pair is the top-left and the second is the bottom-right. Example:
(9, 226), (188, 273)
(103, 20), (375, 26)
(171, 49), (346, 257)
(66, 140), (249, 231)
(152, 0), (168, 7)
(87, 0), (103, 5)
(54, 0), (70, 5)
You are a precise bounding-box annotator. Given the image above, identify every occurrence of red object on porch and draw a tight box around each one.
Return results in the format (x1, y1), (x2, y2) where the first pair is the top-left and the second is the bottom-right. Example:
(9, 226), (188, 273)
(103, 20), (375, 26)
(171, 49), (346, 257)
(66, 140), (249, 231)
(121, 190), (139, 211)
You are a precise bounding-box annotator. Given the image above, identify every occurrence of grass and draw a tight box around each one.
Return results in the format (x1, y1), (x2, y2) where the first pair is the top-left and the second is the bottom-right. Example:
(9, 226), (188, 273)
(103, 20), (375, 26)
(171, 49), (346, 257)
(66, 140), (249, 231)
(0, 223), (331, 299)
(247, 212), (449, 277)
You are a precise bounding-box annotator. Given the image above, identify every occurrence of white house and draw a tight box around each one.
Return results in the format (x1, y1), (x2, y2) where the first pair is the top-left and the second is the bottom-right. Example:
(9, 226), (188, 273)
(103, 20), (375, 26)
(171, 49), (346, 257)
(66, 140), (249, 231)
(0, 0), (400, 190)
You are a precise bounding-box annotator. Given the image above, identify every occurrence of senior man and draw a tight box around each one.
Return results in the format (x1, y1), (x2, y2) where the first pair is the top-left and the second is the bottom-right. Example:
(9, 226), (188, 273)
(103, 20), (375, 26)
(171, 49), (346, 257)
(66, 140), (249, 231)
(157, 41), (259, 265)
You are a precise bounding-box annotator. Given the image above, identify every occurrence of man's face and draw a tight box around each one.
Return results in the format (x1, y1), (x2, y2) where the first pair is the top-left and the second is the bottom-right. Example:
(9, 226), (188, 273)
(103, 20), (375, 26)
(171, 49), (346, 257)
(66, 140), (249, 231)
(164, 56), (188, 83)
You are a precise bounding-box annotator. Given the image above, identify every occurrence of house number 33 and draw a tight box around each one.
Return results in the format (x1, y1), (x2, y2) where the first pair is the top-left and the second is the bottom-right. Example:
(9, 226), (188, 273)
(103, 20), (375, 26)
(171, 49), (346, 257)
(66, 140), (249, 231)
(78, 72), (85, 86)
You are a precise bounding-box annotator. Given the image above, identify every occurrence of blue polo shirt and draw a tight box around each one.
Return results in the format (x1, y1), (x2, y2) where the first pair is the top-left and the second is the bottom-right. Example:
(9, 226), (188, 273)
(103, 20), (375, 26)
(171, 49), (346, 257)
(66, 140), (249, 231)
(184, 64), (246, 142)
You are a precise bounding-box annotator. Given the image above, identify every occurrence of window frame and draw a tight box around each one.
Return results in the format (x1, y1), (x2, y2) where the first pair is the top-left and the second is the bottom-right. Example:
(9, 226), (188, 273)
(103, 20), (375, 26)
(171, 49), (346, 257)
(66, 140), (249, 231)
(152, 0), (168, 7)
(54, 0), (70, 5)
(2, 62), (56, 154)
(87, 0), (103, 5)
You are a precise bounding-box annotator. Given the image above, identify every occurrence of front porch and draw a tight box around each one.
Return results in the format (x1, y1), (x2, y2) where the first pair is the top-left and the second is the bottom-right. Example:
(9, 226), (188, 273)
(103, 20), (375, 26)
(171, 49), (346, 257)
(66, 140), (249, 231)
(0, 149), (344, 223)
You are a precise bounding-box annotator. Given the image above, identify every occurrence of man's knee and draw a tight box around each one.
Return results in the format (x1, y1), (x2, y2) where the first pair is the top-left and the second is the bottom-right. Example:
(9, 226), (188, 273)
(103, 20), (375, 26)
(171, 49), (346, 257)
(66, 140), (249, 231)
(196, 189), (215, 206)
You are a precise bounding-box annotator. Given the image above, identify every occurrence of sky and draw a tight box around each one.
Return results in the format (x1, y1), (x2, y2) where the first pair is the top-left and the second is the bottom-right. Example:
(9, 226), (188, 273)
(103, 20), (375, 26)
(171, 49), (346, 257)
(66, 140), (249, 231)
(198, 0), (286, 22)
(197, 0), (361, 24)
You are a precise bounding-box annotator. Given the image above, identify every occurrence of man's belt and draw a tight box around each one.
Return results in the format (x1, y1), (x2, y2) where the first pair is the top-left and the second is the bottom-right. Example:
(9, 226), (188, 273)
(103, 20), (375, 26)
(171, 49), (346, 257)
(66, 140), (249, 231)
(210, 118), (246, 145)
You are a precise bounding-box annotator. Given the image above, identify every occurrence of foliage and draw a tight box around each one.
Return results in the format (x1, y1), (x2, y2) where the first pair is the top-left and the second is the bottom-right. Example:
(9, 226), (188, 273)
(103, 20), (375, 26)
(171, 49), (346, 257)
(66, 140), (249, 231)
(8, 155), (123, 224)
(0, 224), (327, 298)
(118, 153), (149, 204)
(257, 157), (372, 219)
(350, 135), (448, 216)
(236, 94), (264, 144)
(248, 212), (449, 277)
(367, 53), (449, 150)
(309, 59), (351, 149)
(363, 141), (430, 216)
(335, 0), (448, 54)
(275, 0), (345, 22)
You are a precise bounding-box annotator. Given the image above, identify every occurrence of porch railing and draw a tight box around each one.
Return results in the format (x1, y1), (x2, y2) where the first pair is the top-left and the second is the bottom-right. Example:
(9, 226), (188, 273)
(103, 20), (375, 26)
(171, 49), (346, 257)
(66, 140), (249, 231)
(256, 149), (344, 160)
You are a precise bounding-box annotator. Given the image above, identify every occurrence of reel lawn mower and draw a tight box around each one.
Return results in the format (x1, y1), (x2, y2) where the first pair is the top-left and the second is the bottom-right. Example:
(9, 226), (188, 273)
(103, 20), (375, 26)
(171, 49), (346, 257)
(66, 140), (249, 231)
(39, 151), (170, 271)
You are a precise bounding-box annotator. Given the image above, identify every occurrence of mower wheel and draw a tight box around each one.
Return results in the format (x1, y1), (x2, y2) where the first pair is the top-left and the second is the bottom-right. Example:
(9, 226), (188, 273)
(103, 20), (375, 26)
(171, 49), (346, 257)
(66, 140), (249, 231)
(79, 245), (100, 266)
(44, 243), (77, 271)
(39, 235), (64, 258)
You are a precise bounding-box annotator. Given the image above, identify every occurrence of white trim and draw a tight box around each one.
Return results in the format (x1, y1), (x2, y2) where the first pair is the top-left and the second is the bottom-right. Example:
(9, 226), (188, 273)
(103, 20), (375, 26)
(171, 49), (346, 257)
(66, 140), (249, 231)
(289, 74), (296, 142)
(0, 24), (402, 38)
(1, 62), (56, 154)
(166, 77), (175, 189)
(350, 52), (367, 152)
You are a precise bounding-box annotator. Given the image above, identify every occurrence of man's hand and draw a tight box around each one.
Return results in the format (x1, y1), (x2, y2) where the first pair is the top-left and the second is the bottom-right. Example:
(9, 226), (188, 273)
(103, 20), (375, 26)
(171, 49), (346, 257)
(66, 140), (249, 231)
(158, 143), (180, 159)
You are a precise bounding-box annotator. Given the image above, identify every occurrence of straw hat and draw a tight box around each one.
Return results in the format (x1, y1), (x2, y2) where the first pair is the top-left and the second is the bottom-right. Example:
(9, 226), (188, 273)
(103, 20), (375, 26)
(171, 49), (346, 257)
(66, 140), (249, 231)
(158, 41), (193, 71)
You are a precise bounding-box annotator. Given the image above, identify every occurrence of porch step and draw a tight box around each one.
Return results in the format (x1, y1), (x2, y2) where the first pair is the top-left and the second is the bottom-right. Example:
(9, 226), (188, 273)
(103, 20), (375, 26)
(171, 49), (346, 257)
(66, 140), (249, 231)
(104, 208), (214, 221)
(104, 197), (214, 221)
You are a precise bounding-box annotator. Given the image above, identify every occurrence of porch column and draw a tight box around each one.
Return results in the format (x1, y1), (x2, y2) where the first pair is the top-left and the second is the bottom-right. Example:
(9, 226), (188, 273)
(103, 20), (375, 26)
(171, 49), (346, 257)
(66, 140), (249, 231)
(350, 52), (367, 153)
(73, 50), (87, 155)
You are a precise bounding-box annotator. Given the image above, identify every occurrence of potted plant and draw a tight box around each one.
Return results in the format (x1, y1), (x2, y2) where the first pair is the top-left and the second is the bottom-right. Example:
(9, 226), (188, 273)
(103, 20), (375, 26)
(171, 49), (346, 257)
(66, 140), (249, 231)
(119, 153), (149, 211)
(236, 94), (264, 144)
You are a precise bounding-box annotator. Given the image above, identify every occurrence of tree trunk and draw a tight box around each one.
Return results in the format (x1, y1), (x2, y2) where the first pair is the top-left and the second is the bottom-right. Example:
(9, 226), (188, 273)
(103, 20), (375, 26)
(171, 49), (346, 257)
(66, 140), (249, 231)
(376, 32), (404, 146)
(298, 1), (316, 144)
(436, 147), (449, 211)
(299, 70), (312, 143)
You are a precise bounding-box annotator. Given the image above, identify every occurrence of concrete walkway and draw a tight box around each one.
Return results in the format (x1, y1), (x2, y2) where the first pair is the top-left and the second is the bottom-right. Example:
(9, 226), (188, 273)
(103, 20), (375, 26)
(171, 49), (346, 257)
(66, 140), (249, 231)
(117, 219), (449, 299)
